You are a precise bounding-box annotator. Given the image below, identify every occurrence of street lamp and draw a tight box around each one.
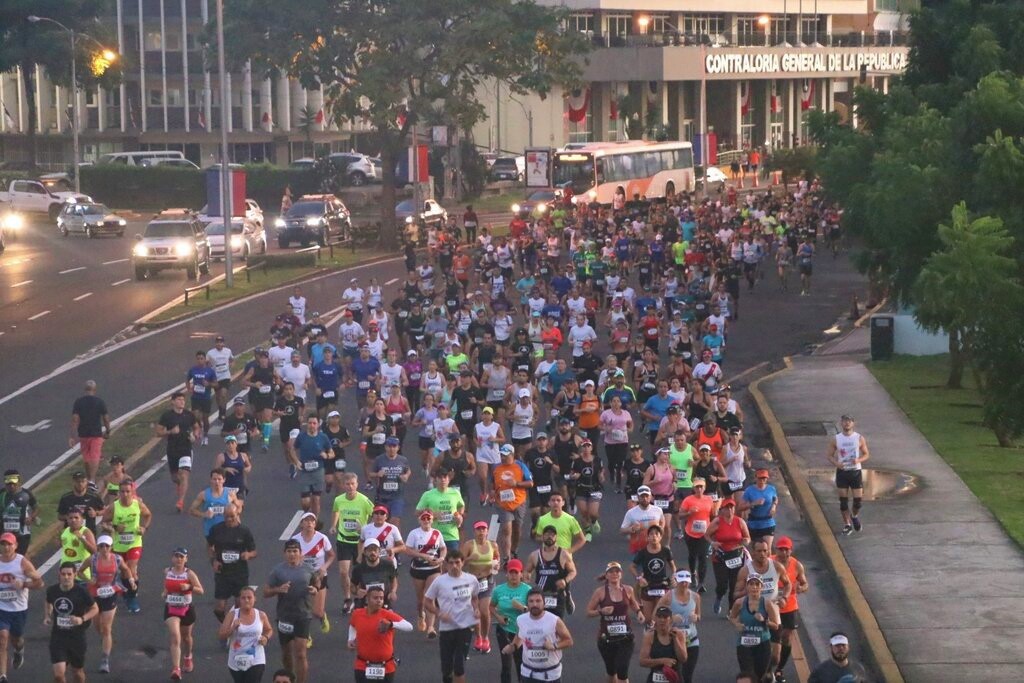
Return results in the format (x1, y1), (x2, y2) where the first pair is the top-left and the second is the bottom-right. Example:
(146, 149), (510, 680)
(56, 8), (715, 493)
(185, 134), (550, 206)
(637, 16), (650, 35)
(27, 15), (117, 194)
(215, 0), (234, 286)
(757, 14), (771, 46)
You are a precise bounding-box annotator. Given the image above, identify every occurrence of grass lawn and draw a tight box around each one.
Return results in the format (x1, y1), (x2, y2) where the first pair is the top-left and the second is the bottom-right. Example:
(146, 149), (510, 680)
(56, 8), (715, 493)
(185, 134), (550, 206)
(446, 191), (517, 215)
(869, 354), (1024, 547)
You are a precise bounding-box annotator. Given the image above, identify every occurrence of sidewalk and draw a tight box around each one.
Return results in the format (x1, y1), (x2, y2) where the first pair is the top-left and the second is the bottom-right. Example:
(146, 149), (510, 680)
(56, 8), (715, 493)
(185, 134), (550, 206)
(754, 352), (1024, 682)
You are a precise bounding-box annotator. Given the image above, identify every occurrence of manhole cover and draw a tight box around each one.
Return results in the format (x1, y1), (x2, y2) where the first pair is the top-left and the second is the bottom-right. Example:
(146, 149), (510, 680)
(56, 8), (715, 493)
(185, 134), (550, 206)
(782, 422), (828, 436)
(804, 468), (920, 501)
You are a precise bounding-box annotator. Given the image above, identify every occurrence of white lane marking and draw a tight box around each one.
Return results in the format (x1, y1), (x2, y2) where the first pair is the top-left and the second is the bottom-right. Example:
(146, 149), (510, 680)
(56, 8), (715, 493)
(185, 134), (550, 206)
(10, 419), (52, 433)
(59, 267), (86, 274)
(73, 292), (93, 301)
(27, 310), (51, 321)
(0, 254), (405, 408)
(385, 277), (399, 285)
(11, 280), (32, 288)
(111, 278), (131, 286)
(279, 509), (306, 541)
(39, 455), (168, 576)
(103, 258), (129, 266)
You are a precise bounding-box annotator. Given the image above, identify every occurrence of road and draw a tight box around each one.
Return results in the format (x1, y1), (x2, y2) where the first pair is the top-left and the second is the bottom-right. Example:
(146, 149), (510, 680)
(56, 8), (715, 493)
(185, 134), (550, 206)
(1, 242), (868, 682)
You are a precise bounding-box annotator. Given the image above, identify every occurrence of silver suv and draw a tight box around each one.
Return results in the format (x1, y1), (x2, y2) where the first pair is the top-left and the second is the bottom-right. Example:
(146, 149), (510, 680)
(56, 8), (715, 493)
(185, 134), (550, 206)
(132, 209), (211, 280)
(327, 152), (381, 186)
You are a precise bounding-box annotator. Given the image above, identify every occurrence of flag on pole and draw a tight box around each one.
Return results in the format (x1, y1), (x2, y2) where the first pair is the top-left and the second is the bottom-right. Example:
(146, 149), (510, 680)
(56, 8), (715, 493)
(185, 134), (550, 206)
(740, 82), (751, 116)
(197, 109), (206, 129)
(566, 88), (590, 124)
(2, 104), (16, 131)
(314, 108), (324, 125)
(128, 96), (138, 128)
(770, 80), (780, 114)
(801, 80), (815, 111)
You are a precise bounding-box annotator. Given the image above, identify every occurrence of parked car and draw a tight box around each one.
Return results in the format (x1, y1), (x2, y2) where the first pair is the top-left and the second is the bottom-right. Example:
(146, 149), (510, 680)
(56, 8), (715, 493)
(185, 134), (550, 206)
(57, 202), (127, 238)
(274, 194), (350, 248)
(698, 166), (728, 193)
(198, 198), (264, 230)
(489, 156), (525, 182)
(480, 152), (499, 169)
(131, 209), (210, 280)
(327, 152), (381, 186)
(395, 198), (448, 227)
(511, 188), (562, 215)
(139, 158), (201, 169)
(290, 158), (316, 170)
(0, 179), (91, 220)
(205, 216), (266, 262)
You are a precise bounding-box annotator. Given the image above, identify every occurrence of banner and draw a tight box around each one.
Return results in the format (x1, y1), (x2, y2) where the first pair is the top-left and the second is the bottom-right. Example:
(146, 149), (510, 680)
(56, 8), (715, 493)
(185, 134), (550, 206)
(525, 148), (551, 188)
(566, 88), (590, 124)
(801, 79), (815, 110)
(740, 81), (751, 116)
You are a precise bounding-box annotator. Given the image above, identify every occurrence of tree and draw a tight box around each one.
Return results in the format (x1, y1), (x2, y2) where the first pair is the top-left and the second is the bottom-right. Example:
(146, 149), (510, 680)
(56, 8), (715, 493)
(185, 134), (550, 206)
(221, 0), (588, 248)
(914, 203), (1024, 445)
(0, 1), (121, 164)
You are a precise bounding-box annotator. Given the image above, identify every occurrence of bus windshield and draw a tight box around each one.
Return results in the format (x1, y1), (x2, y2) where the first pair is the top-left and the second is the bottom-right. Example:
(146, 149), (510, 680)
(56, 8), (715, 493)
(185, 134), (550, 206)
(553, 154), (595, 194)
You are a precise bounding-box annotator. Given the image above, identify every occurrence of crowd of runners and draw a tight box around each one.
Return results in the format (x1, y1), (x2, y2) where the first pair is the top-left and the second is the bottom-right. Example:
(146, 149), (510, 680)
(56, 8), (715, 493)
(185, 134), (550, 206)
(0, 178), (868, 682)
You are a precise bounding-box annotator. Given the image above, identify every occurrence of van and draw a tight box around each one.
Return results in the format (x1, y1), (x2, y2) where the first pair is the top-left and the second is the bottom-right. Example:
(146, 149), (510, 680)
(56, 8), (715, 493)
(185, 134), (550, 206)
(99, 150), (186, 166)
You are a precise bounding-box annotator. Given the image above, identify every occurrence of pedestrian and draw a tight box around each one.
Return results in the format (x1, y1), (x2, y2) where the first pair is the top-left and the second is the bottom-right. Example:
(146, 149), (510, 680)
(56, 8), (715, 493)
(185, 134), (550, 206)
(219, 585), (273, 683)
(639, 605), (688, 683)
(0, 531), (44, 679)
(264, 539), (319, 683)
(347, 585), (413, 682)
(163, 547), (204, 681)
(156, 392), (201, 513)
(808, 632), (868, 683)
(586, 561), (644, 683)
(729, 575), (779, 683)
(491, 559), (531, 683)
(207, 503), (258, 635)
(500, 588), (573, 682)
(280, 185), (293, 215)
(82, 534), (135, 674)
(1, 470), (37, 556)
(423, 551), (480, 683)
(771, 536), (809, 683)
(70, 380), (110, 489)
(45, 562), (99, 683)
(826, 415), (869, 535)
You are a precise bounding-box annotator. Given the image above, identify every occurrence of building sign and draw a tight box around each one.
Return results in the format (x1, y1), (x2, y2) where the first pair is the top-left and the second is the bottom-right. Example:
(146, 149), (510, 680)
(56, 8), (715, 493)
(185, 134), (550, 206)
(704, 50), (908, 76)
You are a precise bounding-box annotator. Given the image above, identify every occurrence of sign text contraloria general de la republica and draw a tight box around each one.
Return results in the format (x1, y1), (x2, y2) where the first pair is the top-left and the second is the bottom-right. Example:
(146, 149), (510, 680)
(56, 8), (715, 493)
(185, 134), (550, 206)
(704, 51), (908, 75)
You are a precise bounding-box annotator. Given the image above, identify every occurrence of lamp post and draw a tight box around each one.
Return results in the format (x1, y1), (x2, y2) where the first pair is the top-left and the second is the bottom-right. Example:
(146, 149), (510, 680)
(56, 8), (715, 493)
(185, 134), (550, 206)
(215, 0), (234, 286)
(27, 15), (117, 193)
(757, 15), (771, 47)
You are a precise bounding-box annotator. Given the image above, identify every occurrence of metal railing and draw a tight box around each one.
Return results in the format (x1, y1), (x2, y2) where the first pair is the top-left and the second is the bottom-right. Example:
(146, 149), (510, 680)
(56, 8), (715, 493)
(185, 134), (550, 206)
(598, 29), (909, 49)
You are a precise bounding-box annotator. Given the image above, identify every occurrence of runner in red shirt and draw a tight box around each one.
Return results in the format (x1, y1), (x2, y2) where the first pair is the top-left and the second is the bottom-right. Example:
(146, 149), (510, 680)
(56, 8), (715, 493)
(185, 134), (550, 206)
(347, 586), (412, 682)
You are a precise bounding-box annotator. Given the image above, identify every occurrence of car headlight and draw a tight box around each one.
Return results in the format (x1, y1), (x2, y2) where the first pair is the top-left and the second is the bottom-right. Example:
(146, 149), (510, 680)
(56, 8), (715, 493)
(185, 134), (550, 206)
(230, 235), (244, 249)
(537, 204), (548, 213)
(510, 203), (521, 213)
(174, 241), (193, 257)
(118, 219), (127, 226)
(588, 191), (597, 200)
(274, 218), (286, 228)
(305, 217), (322, 227)
(2, 214), (24, 231)
(132, 243), (148, 257)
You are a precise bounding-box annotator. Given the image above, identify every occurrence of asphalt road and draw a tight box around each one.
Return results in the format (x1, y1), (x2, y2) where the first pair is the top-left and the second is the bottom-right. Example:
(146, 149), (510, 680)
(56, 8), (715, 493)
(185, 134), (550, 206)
(2, 241), (868, 682)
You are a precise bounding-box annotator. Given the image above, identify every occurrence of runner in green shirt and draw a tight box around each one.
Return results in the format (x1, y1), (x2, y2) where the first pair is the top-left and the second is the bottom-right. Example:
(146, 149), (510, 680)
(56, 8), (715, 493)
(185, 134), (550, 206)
(330, 473), (374, 612)
(415, 469), (466, 550)
(533, 493), (585, 553)
(669, 432), (695, 540)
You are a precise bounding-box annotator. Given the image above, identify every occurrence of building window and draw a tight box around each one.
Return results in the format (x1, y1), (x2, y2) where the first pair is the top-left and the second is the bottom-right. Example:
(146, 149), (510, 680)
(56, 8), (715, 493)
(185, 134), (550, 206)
(188, 89), (204, 107)
(85, 89), (99, 107)
(682, 14), (725, 37)
(606, 15), (631, 38)
(647, 15), (671, 34)
(144, 31), (162, 50)
(568, 13), (593, 34)
(148, 89), (163, 106)
(164, 32), (182, 51)
(567, 108), (592, 144)
(801, 16), (823, 42)
(104, 89), (121, 107)
(166, 88), (183, 106)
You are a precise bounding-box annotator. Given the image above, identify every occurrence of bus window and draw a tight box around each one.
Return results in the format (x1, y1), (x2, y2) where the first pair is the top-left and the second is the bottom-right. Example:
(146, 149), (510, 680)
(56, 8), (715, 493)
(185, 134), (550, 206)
(553, 154), (595, 194)
(595, 159), (605, 184)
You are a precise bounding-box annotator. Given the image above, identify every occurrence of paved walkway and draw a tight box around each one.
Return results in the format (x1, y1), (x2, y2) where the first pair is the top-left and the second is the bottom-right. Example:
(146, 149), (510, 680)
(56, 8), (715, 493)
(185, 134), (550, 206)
(759, 353), (1024, 682)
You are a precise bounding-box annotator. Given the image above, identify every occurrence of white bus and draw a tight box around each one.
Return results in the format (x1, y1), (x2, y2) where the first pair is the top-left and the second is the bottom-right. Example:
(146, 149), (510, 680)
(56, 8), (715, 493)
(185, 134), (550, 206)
(99, 150), (186, 166)
(553, 141), (695, 205)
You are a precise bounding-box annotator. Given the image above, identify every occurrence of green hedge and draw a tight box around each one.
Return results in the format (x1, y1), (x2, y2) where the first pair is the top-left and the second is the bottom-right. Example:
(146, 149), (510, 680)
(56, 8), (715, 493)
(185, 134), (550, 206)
(250, 249), (318, 269)
(80, 165), (319, 212)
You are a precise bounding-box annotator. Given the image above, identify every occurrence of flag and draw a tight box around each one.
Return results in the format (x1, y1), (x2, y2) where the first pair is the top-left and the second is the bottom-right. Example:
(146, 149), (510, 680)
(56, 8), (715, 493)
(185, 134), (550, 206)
(801, 80), (815, 111)
(566, 88), (590, 124)
(261, 111), (272, 131)
(65, 105), (75, 129)
(609, 98), (618, 121)
(128, 96), (138, 129)
(314, 108), (324, 125)
(396, 108), (407, 130)
(197, 109), (206, 129)
(740, 81), (751, 117)
(770, 80), (780, 114)
(2, 103), (16, 131)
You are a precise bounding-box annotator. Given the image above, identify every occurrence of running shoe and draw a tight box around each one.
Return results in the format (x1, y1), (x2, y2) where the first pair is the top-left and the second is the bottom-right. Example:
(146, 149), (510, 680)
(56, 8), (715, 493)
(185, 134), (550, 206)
(841, 524), (853, 536)
(12, 647), (24, 669)
(127, 596), (141, 614)
(852, 516), (863, 532)
(321, 614), (331, 633)
(201, 436), (209, 446)
(99, 654), (110, 673)
(343, 598), (354, 615)
(481, 637), (492, 654)
(591, 520), (601, 535)
(175, 500), (184, 513)
(261, 440), (269, 452)
(713, 597), (722, 614)
(697, 584), (707, 594)
(775, 671), (788, 683)
(1, 674), (8, 683)
(87, 481), (99, 495)
(473, 636), (485, 652)
(182, 655), (193, 673)
(171, 668), (182, 681)
(673, 530), (685, 540)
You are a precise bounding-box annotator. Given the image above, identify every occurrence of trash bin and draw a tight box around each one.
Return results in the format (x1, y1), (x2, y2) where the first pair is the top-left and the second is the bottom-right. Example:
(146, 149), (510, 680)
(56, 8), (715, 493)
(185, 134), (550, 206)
(870, 315), (894, 361)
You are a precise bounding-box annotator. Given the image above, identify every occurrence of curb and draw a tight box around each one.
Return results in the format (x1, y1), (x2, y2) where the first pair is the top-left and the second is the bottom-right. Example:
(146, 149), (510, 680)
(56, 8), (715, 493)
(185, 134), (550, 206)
(748, 357), (905, 683)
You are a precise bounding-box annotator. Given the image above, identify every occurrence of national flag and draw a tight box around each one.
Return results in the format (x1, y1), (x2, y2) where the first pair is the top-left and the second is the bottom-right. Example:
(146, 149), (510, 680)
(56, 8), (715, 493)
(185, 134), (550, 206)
(801, 80), (815, 111)
(128, 96), (138, 129)
(314, 108), (324, 125)
(740, 82), (751, 117)
(609, 98), (618, 121)
(770, 81), (780, 114)
(566, 88), (590, 124)
(2, 104), (16, 131)
(197, 109), (206, 129)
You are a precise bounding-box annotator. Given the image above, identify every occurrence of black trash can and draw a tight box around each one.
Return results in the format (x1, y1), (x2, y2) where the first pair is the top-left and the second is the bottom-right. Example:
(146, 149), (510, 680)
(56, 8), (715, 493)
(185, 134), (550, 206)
(870, 315), (894, 361)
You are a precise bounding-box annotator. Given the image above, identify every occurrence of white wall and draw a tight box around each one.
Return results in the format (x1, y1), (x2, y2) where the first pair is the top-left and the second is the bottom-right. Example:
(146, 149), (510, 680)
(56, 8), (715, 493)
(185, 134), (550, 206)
(472, 81), (567, 155)
(891, 313), (949, 356)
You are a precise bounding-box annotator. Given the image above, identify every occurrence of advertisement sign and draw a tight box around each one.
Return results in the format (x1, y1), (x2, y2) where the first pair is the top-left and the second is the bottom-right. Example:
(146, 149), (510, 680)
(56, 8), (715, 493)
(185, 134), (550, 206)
(525, 148), (551, 188)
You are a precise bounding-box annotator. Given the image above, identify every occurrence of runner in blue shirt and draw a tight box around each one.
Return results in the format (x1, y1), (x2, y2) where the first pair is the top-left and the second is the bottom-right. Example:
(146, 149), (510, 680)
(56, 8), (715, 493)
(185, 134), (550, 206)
(350, 345), (382, 404)
(740, 469), (779, 548)
(640, 380), (675, 446)
(186, 350), (219, 445)
(312, 347), (343, 419)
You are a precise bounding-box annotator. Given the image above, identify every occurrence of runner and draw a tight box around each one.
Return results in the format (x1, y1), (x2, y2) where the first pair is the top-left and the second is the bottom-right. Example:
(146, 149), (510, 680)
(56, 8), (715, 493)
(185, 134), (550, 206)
(0, 531), (43, 680)
(57, 510), (95, 581)
(162, 547), (204, 681)
(329, 473), (374, 615)
(44, 562), (98, 683)
(218, 585), (273, 683)
(679, 478), (715, 592)
(656, 570), (701, 683)
(275, 382), (306, 477)
(423, 551), (481, 683)
(207, 503), (257, 639)
(263, 539), (319, 683)
(461, 521), (499, 654)
(402, 510), (446, 636)
(638, 605), (689, 683)
(631, 525), (676, 623)
(493, 444), (533, 562)
(222, 400), (260, 457)
(474, 407), (505, 502)
(705, 499), (750, 615)
(500, 588), (573, 682)
(212, 437), (252, 509)
(524, 433), (558, 530)
(619, 485), (665, 555)
(292, 512), (335, 637)
(642, 448), (676, 538)
(524, 526), (577, 618)
(186, 350), (218, 445)
(739, 470), (779, 549)
(242, 351), (281, 453)
(189, 468), (239, 540)
(826, 415), (870, 535)
(772, 536), (809, 683)
(570, 440), (604, 541)
(347, 585), (413, 682)
(156, 392), (201, 513)
(729, 575), (779, 682)
(101, 478), (151, 614)
(81, 535), (134, 673)
(533, 493), (586, 555)
(350, 539), (399, 610)
(370, 438), (412, 527)
(289, 414), (332, 517)
(56, 471), (104, 538)
(416, 469), (467, 554)
(359, 507), (405, 571)
(586, 561), (643, 683)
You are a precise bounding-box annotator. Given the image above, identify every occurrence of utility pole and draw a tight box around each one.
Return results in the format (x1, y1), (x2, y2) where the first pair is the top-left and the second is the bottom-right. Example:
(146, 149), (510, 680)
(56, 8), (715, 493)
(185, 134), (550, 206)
(216, 0), (233, 286)
(412, 123), (420, 234)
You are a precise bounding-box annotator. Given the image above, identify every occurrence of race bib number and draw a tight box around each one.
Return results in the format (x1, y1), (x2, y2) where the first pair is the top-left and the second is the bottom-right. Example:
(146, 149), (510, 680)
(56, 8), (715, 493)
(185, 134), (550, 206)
(343, 520), (359, 532)
(398, 311), (409, 318)
(724, 555), (744, 569)
(303, 557), (318, 570)
(438, 512), (453, 524)
(709, 492), (720, 502)
(0, 590), (16, 601)
(222, 551), (240, 563)
(654, 498), (670, 509)
(460, 410), (474, 420)
(453, 585), (472, 600)
(646, 588), (665, 597)
(729, 481), (744, 492)
(590, 492), (603, 501)
(209, 506), (225, 515)
(653, 673), (670, 683)
(607, 622), (628, 636)
(741, 635), (762, 646)
(499, 488), (516, 503)
(57, 616), (75, 629)
(382, 481), (399, 491)
(178, 456), (193, 469)
(691, 520), (708, 534)
(2, 520), (19, 532)
(675, 471), (688, 481)
(96, 585), (116, 598)
(527, 648), (549, 663)
(322, 391), (335, 399)
(166, 594), (190, 606)
(118, 533), (135, 545)
(477, 578), (489, 592)
(492, 389), (505, 400)
(259, 385), (272, 394)
(233, 654), (254, 671)
(236, 432), (248, 444)
(358, 381), (371, 390)
(535, 485), (551, 494)
(424, 424), (435, 437)
(372, 433), (386, 445)
(303, 460), (320, 472)
(544, 595), (558, 608)
(277, 621), (294, 634)
(389, 413), (404, 423)
(365, 665), (386, 680)
(611, 429), (627, 441)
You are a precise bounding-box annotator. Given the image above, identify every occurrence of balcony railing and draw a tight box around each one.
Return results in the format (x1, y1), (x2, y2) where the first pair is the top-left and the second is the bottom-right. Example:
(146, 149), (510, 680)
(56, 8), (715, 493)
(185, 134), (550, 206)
(594, 30), (909, 49)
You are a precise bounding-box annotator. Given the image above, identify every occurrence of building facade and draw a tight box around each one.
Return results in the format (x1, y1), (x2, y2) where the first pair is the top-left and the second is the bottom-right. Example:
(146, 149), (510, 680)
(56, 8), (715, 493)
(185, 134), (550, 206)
(0, 0), (365, 169)
(475, 0), (913, 161)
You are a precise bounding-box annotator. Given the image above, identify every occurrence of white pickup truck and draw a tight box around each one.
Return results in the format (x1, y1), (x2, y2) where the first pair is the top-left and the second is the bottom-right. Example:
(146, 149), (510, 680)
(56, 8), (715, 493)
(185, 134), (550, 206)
(0, 179), (92, 221)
